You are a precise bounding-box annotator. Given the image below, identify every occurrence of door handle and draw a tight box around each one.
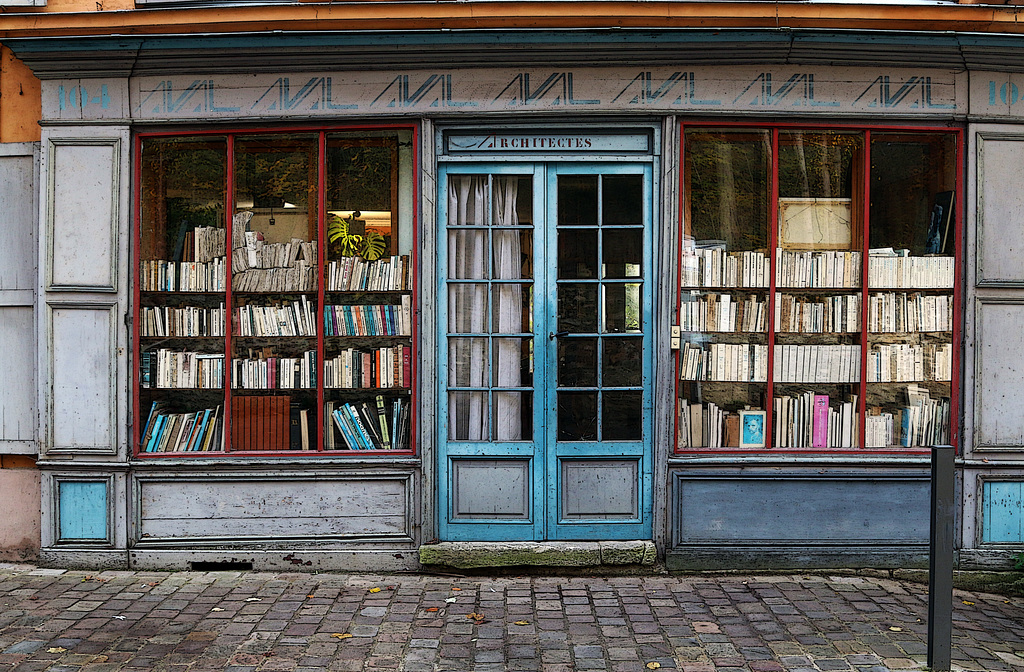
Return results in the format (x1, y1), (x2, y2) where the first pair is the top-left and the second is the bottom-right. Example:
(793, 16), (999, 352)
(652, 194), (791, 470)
(549, 331), (569, 340)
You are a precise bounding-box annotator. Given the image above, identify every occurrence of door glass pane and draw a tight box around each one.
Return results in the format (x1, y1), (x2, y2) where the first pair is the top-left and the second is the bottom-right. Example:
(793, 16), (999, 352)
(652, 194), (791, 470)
(603, 283), (642, 333)
(449, 391), (488, 441)
(449, 284), (489, 333)
(493, 284), (532, 334)
(558, 391), (598, 441)
(449, 338), (488, 387)
(603, 391), (643, 440)
(494, 338), (532, 388)
(558, 229), (599, 279)
(448, 230), (489, 279)
(494, 391), (532, 441)
(602, 175), (643, 226)
(602, 229), (643, 279)
(603, 337), (642, 387)
(558, 283), (599, 333)
(558, 176), (598, 226)
(558, 337), (598, 387)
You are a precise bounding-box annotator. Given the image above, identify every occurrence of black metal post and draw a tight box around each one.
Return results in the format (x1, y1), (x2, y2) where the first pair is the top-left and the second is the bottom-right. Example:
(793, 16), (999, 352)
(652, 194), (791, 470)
(928, 445), (955, 672)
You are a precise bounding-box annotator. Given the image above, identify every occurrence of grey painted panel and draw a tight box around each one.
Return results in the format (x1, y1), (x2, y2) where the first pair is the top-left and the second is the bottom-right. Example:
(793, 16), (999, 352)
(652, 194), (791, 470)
(138, 477), (410, 540)
(451, 459), (529, 520)
(48, 141), (117, 291)
(673, 474), (930, 544)
(561, 459), (639, 520)
(49, 304), (114, 450)
(0, 307), (36, 444)
(978, 136), (1024, 286)
(0, 154), (36, 291)
(975, 299), (1024, 450)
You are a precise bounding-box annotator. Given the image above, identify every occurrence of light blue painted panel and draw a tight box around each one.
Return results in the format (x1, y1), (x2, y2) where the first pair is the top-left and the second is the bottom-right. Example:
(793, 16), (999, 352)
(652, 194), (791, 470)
(58, 481), (107, 540)
(673, 474), (930, 544)
(983, 481), (1024, 543)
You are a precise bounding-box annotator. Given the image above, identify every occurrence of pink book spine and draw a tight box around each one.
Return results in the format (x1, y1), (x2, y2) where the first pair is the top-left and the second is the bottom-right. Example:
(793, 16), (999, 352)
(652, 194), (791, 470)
(812, 394), (829, 448)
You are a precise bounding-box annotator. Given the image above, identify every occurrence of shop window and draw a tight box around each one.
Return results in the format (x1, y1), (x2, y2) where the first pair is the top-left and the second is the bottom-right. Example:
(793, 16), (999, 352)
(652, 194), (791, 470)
(135, 127), (416, 456)
(676, 126), (958, 453)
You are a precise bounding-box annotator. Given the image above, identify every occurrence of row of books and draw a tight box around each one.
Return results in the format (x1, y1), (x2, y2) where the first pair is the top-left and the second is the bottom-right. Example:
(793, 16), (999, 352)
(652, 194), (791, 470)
(676, 400), (744, 448)
(776, 250), (862, 289)
(774, 392), (859, 448)
(326, 255), (412, 292)
(324, 298), (413, 337)
(230, 395), (293, 451)
(231, 230), (317, 273)
(327, 397), (411, 450)
(232, 262), (318, 293)
(865, 343), (952, 383)
(323, 346), (411, 390)
(863, 386), (951, 447)
(140, 402), (224, 453)
(867, 250), (954, 288)
(141, 303), (226, 337)
(178, 225), (227, 265)
(866, 292), (952, 333)
(680, 248), (770, 288)
(679, 292), (767, 333)
(774, 344), (861, 383)
(679, 342), (769, 382)
(775, 293), (859, 333)
(232, 351), (317, 390)
(140, 258), (228, 292)
(142, 350), (224, 389)
(235, 297), (316, 337)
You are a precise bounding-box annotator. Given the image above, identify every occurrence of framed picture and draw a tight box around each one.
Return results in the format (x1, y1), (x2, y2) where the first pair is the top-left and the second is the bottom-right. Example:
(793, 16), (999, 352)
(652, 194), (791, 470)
(925, 190), (955, 255)
(739, 410), (766, 449)
(778, 197), (853, 250)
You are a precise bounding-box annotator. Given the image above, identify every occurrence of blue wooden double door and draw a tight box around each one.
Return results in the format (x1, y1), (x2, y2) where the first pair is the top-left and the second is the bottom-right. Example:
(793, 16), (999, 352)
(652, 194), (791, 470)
(438, 162), (654, 541)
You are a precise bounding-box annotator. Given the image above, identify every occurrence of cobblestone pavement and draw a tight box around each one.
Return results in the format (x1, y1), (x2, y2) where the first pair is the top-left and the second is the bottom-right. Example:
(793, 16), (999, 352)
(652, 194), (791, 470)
(0, 565), (1022, 672)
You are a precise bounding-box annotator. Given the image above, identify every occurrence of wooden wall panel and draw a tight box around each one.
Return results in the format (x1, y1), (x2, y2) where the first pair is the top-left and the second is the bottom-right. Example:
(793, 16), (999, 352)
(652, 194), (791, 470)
(0, 153), (36, 291)
(977, 136), (1024, 286)
(137, 476), (412, 541)
(47, 139), (118, 291)
(48, 304), (115, 451)
(0, 307), (36, 444)
(974, 298), (1024, 450)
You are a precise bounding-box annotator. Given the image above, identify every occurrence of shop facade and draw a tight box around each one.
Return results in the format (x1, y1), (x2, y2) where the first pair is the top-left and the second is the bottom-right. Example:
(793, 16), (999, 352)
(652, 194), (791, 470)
(1, 27), (1023, 570)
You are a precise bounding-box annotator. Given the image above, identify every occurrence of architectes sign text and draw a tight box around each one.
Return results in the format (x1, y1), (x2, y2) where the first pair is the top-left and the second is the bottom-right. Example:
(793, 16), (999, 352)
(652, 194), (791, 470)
(45, 65), (976, 122)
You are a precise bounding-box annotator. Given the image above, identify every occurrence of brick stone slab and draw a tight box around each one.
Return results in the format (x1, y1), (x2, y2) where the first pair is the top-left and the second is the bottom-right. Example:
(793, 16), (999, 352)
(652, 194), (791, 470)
(0, 568), (1020, 672)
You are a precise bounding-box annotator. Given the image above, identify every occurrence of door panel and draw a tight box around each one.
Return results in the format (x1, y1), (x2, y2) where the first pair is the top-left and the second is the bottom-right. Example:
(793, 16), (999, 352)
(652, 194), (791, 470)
(438, 162), (652, 541)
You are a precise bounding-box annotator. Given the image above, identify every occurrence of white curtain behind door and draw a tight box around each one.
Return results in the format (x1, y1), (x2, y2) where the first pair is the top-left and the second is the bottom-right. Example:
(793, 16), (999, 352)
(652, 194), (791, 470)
(448, 176), (523, 441)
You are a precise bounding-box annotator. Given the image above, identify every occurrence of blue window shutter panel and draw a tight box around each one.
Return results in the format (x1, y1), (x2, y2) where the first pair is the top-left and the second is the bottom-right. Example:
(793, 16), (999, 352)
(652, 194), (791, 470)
(982, 481), (1024, 543)
(58, 481), (108, 540)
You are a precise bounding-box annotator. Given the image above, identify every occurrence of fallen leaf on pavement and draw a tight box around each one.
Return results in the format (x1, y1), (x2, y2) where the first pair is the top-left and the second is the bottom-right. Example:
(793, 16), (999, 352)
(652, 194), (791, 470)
(452, 587), (462, 591)
(91, 655), (108, 663)
(514, 620), (530, 626)
(245, 598), (261, 602)
(646, 663), (661, 670)
(47, 647), (67, 654)
(889, 627), (902, 632)
(331, 633), (353, 639)
(963, 600), (975, 606)
(211, 608), (225, 612)
(369, 587), (381, 593)
(307, 594), (315, 599)
(467, 612), (484, 620)
(445, 597), (457, 603)
(425, 607), (439, 612)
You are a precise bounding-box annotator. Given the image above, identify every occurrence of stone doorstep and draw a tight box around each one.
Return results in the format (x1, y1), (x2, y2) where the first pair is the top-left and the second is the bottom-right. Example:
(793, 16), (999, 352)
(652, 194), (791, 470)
(418, 541), (657, 569)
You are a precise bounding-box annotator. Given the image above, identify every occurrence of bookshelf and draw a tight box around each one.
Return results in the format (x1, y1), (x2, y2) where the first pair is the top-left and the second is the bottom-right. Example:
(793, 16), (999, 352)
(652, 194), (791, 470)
(676, 126), (958, 452)
(135, 128), (416, 456)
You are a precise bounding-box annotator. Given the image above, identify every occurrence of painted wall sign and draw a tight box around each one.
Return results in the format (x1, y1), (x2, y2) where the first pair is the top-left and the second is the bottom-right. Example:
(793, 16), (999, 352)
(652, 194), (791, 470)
(41, 66), (977, 122)
(445, 132), (651, 154)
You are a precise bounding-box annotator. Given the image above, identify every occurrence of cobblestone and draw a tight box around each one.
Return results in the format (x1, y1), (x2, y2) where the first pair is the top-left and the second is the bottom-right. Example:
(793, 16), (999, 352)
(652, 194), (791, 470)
(0, 565), (1020, 671)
